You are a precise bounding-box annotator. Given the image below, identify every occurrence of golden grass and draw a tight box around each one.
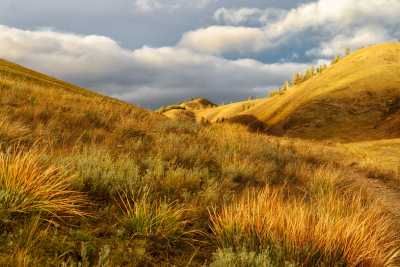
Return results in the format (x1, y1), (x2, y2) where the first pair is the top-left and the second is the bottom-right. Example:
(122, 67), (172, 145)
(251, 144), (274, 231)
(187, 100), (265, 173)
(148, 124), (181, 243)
(0, 149), (89, 218)
(0, 116), (31, 145)
(2, 53), (400, 265)
(0, 215), (50, 266)
(117, 188), (189, 242)
(194, 43), (400, 141)
(210, 186), (400, 266)
(0, 58), (163, 150)
(343, 139), (400, 174)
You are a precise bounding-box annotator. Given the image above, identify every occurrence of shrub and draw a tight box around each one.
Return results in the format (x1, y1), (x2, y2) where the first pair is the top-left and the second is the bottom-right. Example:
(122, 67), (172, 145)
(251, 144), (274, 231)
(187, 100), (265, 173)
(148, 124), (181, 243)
(0, 149), (88, 219)
(62, 148), (142, 200)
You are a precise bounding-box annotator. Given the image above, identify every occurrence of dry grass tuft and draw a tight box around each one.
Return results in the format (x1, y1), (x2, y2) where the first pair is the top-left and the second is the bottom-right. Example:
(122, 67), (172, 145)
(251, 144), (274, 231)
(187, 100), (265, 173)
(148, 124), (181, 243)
(210, 186), (400, 266)
(0, 117), (31, 145)
(0, 149), (89, 218)
(117, 188), (189, 244)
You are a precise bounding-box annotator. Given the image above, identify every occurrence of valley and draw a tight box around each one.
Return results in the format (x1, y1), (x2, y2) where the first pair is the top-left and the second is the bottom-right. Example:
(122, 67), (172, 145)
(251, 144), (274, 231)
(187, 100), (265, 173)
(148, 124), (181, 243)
(1, 43), (400, 266)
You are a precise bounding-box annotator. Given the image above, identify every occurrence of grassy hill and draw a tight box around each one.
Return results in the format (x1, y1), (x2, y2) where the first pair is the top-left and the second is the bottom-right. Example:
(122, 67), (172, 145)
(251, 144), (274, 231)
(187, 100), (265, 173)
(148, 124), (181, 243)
(0, 58), (165, 149)
(194, 43), (400, 141)
(1, 54), (400, 266)
(158, 97), (217, 122)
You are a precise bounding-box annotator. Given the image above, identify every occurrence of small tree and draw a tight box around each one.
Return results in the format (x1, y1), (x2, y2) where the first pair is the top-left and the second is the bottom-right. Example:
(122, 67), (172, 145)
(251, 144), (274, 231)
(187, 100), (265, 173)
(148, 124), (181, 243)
(303, 67), (315, 81)
(331, 55), (341, 64)
(269, 89), (281, 97)
(281, 81), (290, 91)
(292, 73), (304, 86)
(317, 64), (327, 74)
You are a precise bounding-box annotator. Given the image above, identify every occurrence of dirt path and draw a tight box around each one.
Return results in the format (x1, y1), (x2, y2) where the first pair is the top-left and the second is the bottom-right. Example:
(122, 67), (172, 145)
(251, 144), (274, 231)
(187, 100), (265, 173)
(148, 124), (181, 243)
(356, 175), (400, 220)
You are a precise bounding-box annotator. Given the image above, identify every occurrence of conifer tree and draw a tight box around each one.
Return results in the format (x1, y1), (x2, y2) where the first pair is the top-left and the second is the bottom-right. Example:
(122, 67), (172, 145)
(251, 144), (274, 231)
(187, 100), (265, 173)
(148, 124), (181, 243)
(304, 67), (315, 81)
(331, 55), (341, 64)
(292, 72), (303, 85)
(281, 80), (290, 91)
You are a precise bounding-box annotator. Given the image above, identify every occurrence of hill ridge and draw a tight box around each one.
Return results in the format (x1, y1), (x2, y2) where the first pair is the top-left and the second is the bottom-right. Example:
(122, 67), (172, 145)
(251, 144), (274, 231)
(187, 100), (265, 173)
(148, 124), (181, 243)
(191, 42), (400, 141)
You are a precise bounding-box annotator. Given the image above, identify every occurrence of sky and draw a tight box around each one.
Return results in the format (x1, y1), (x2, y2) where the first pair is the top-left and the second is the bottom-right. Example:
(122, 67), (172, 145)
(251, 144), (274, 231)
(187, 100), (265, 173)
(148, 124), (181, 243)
(0, 0), (399, 108)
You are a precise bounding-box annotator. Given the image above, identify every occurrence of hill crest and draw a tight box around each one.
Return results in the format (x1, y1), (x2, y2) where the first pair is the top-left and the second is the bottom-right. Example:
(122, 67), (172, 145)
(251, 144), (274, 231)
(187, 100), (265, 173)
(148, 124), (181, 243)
(192, 42), (400, 141)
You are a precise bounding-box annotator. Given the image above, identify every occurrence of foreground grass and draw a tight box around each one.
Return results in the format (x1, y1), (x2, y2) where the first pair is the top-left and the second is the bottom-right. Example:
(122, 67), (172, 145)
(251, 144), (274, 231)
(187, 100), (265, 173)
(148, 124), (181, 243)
(117, 187), (189, 244)
(0, 148), (88, 219)
(1, 58), (400, 266)
(211, 187), (399, 266)
(1, 124), (399, 266)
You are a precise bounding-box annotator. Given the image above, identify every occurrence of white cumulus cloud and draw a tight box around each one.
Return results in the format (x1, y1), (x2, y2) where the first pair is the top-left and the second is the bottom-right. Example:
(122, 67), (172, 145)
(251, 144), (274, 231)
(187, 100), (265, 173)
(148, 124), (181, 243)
(0, 25), (308, 107)
(179, 0), (400, 55)
(178, 25), (270, 54)
(307, 26), (394, 57)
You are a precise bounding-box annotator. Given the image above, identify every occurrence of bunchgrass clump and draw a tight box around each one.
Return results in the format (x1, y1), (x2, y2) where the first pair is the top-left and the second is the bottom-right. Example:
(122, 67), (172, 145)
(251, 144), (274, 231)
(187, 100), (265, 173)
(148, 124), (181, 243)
(0, 117), (31, 145)
(0, 149), (89, 219)
(210, 186), (400, 266)
(117, 188), (188, 245)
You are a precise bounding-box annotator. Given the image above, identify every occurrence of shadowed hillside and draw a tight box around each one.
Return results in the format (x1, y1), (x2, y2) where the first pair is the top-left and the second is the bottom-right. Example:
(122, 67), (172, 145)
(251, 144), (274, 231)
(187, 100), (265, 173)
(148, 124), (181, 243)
(195, 43), (400, 141)
(1, 54), (400, 266)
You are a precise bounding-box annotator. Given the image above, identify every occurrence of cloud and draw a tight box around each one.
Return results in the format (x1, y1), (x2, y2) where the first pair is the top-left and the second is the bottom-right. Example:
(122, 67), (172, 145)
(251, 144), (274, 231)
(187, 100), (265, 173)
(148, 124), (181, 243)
(213, 7), (286, 26)
(0, 25), (308, 108)
(307, 26), (394, 57)
(265, 0), (400, 36)
(179, 0), (400, 55)
(133, 0), (216, 13)
(178, 26), (270, 54)
(4, 0), (397, 108)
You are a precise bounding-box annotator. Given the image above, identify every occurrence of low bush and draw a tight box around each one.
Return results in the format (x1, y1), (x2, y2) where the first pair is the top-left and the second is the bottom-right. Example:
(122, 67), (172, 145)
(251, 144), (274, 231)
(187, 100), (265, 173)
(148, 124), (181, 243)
(63, 148), (142, 201)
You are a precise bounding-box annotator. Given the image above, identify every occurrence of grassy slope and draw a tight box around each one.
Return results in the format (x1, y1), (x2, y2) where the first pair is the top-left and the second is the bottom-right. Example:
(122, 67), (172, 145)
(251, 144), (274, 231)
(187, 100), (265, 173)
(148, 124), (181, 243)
(2, 56), (400, 266)
(196, 43), (400, 141)
(0, 59), (108, 99)
(344, 139), (400, 172)
(159, 98), (217, 121)
(0, 58), (164, 148)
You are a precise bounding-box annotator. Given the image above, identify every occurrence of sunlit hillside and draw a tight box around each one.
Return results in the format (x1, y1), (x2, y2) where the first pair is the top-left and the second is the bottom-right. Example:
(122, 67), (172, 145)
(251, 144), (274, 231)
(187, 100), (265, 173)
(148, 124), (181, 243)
(1, 49), (400, 266)
(188, 43), (400, 141)
(0, 58), (164, 149)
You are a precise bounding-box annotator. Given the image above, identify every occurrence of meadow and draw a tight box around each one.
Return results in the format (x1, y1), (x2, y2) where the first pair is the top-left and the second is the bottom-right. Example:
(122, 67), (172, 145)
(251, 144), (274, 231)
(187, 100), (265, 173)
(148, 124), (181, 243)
(1, 52), (400, 266)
